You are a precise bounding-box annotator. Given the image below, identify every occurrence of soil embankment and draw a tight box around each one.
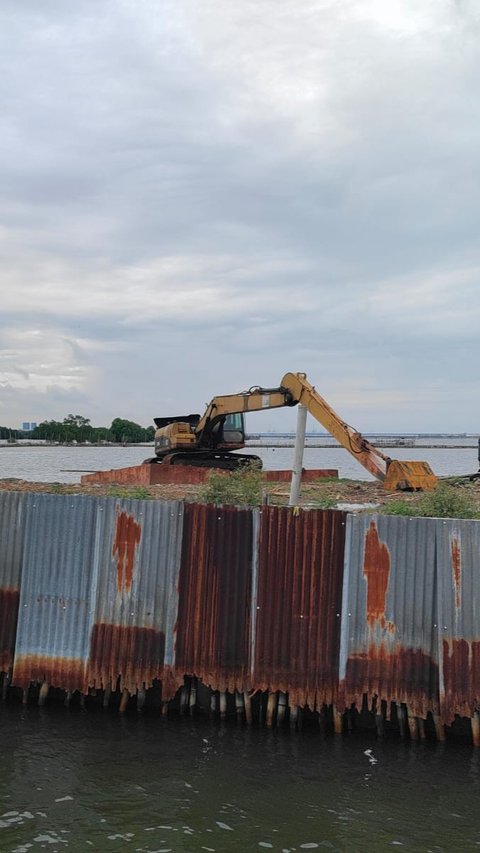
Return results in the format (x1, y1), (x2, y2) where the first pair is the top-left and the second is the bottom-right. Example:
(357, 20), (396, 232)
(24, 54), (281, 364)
(1, 474), (479, 513)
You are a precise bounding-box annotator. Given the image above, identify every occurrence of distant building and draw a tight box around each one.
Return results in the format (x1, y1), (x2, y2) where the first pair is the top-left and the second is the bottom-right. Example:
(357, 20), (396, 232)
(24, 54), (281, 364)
(21, 422), (37, 432)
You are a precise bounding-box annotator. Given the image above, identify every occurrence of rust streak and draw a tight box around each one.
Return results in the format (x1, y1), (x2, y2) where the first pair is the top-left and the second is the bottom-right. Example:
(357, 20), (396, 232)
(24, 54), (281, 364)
(442, 638), (480, 723)
(363, 521), (391, 629)
(87, 623), (165, 692)
(450, 536), (462, 610)
(112, 510), (141, 592)
(0, 588), (20, 672)
(341, 643), (439, 719)
(12, 655), (87, 693)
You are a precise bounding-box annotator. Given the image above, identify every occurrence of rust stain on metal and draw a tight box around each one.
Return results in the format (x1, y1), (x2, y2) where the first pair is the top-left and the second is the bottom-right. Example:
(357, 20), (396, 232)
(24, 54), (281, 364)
(363, 520), (392, 629)
(442, 638), (480, 723)
(112, 510), (141, 592)
(342, 643), (439, 719)
(0, 588), (20, 672)
(174, 504), (253, 695)
(12, 655), (87, 693)
(87, 622), (165, 692)
(450, 536), (462, 610)
(253, 507), (347, 710)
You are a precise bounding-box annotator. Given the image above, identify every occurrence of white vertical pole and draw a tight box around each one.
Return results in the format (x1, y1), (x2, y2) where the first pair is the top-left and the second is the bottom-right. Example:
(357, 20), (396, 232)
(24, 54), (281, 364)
(288, 404), (307, 506)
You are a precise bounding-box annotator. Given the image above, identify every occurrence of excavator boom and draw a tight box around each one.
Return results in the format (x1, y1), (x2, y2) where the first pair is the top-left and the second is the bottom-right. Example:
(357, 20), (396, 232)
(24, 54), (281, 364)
(195, 387), (295, 435)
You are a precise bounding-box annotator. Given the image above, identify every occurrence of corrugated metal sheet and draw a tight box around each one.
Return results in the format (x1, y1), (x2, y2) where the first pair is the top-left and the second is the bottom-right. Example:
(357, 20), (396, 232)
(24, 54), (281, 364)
(7, 490), (480, 733)
(11, 495), (184, 698)
(86, 498), (183, 698)
(436, 518), (480, 724)
(0, 491), (27, 673)
(12, 494), (98, 692)
(339, 514), (439, 719)
(174, 503), (255, 694)
(253, 507), (347, 710)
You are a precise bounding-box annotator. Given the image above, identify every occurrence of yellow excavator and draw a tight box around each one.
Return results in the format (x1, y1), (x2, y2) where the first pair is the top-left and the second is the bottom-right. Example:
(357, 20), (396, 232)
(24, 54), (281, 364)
(148, 372), (437, 491)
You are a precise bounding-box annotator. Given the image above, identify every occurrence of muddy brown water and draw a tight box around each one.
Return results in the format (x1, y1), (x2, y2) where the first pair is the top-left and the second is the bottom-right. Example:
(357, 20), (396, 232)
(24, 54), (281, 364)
(1, 704), (480, 853)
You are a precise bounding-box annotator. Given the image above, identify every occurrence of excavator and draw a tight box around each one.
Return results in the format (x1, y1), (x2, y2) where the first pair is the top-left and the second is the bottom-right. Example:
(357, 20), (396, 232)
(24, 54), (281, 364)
(147, 372), (437, 491)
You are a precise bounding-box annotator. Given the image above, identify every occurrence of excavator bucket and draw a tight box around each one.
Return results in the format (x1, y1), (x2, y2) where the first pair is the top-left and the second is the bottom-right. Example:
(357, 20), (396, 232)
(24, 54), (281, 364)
(384, 460), (438, 492)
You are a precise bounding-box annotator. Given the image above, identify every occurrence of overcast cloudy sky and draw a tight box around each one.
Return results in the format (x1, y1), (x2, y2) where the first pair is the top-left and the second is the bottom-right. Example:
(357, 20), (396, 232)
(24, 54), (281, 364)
(1, 0), (479, 432)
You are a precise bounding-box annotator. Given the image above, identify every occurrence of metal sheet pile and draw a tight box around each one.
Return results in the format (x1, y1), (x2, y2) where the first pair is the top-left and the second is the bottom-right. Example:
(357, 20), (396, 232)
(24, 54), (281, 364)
(253, 506), (346, 710)
(436, 519), (480, 725)
(339, 515), (439, 721)
(1, 491), (480, 731)
(175, 503), (254, 696)
(0, 492), (27, 677)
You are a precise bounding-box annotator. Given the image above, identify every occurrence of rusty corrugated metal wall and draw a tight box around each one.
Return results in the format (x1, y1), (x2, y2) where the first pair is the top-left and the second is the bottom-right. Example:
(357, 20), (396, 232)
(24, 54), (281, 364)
(174, 503), (255, 694)
(253, 507), (347, 710)
(0, 492), (27, 674)
(339, 514), (439, 720)
(4, 491), (480, 734)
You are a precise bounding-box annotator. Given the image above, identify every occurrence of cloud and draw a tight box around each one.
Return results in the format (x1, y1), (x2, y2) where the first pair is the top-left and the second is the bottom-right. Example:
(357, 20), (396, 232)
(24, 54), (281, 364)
(0, 0), (479, 432)
(0, 326), (95, 413)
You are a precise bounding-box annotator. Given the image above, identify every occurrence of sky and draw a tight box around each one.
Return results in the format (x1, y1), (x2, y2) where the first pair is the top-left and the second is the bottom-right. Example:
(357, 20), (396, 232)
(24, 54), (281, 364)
(1, 0), (479, 433)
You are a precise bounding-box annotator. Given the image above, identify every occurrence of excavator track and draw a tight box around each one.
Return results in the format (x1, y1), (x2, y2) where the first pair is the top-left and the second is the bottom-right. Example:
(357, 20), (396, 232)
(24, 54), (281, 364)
(145, 451), (262, 471)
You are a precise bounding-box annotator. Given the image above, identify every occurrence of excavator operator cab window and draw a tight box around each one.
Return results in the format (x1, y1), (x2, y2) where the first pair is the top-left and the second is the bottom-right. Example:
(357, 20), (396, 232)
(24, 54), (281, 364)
(222, 412), (245, 445)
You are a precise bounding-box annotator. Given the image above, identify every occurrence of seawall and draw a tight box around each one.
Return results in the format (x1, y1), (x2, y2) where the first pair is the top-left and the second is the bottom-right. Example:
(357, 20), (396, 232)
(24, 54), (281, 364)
(1, 490), (479, 743)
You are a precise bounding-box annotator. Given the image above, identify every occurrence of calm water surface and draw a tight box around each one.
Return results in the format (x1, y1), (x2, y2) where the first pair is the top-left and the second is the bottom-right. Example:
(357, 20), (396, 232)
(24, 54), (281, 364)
(0, 443), (478, 484)
(1, 705), (480, 853)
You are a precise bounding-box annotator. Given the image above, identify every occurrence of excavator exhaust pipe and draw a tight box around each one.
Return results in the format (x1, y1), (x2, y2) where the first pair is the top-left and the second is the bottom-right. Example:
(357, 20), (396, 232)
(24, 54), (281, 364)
(383, 460), (437, 492)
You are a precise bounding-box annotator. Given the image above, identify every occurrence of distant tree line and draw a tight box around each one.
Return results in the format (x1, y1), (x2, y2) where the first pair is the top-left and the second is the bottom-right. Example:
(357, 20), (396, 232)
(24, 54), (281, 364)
(0, 414), (155, 444)
(0, 427), (23, 440)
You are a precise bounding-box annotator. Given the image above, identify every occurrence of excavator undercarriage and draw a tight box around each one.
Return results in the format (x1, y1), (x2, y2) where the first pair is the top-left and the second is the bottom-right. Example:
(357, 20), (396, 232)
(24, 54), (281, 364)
(145, 450), (262, 470)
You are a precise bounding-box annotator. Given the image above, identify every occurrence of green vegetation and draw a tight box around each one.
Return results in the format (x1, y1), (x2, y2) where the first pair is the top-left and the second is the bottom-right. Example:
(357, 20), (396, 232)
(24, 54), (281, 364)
(30, 414), (154, 444)
(0, 427), (24, 440)
(382, 499), (415, 516)
(0, 414), (154, 444)
(198, 461), (263, 506)
(109, 418), (154, 444)
(308, 496), (337, 510)
(106, 485), (153, 500)
(383, 483), (479, 519)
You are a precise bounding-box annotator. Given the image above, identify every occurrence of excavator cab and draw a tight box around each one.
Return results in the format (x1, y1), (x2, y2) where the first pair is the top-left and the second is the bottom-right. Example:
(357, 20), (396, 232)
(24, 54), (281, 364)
(221, 412), (245, 447)
(211, 412), (245, 450)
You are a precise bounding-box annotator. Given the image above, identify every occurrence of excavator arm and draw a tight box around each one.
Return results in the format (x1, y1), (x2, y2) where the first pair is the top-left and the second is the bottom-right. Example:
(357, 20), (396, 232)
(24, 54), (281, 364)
(279, 372), (389, 481)
(280, 373), (437, 490)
